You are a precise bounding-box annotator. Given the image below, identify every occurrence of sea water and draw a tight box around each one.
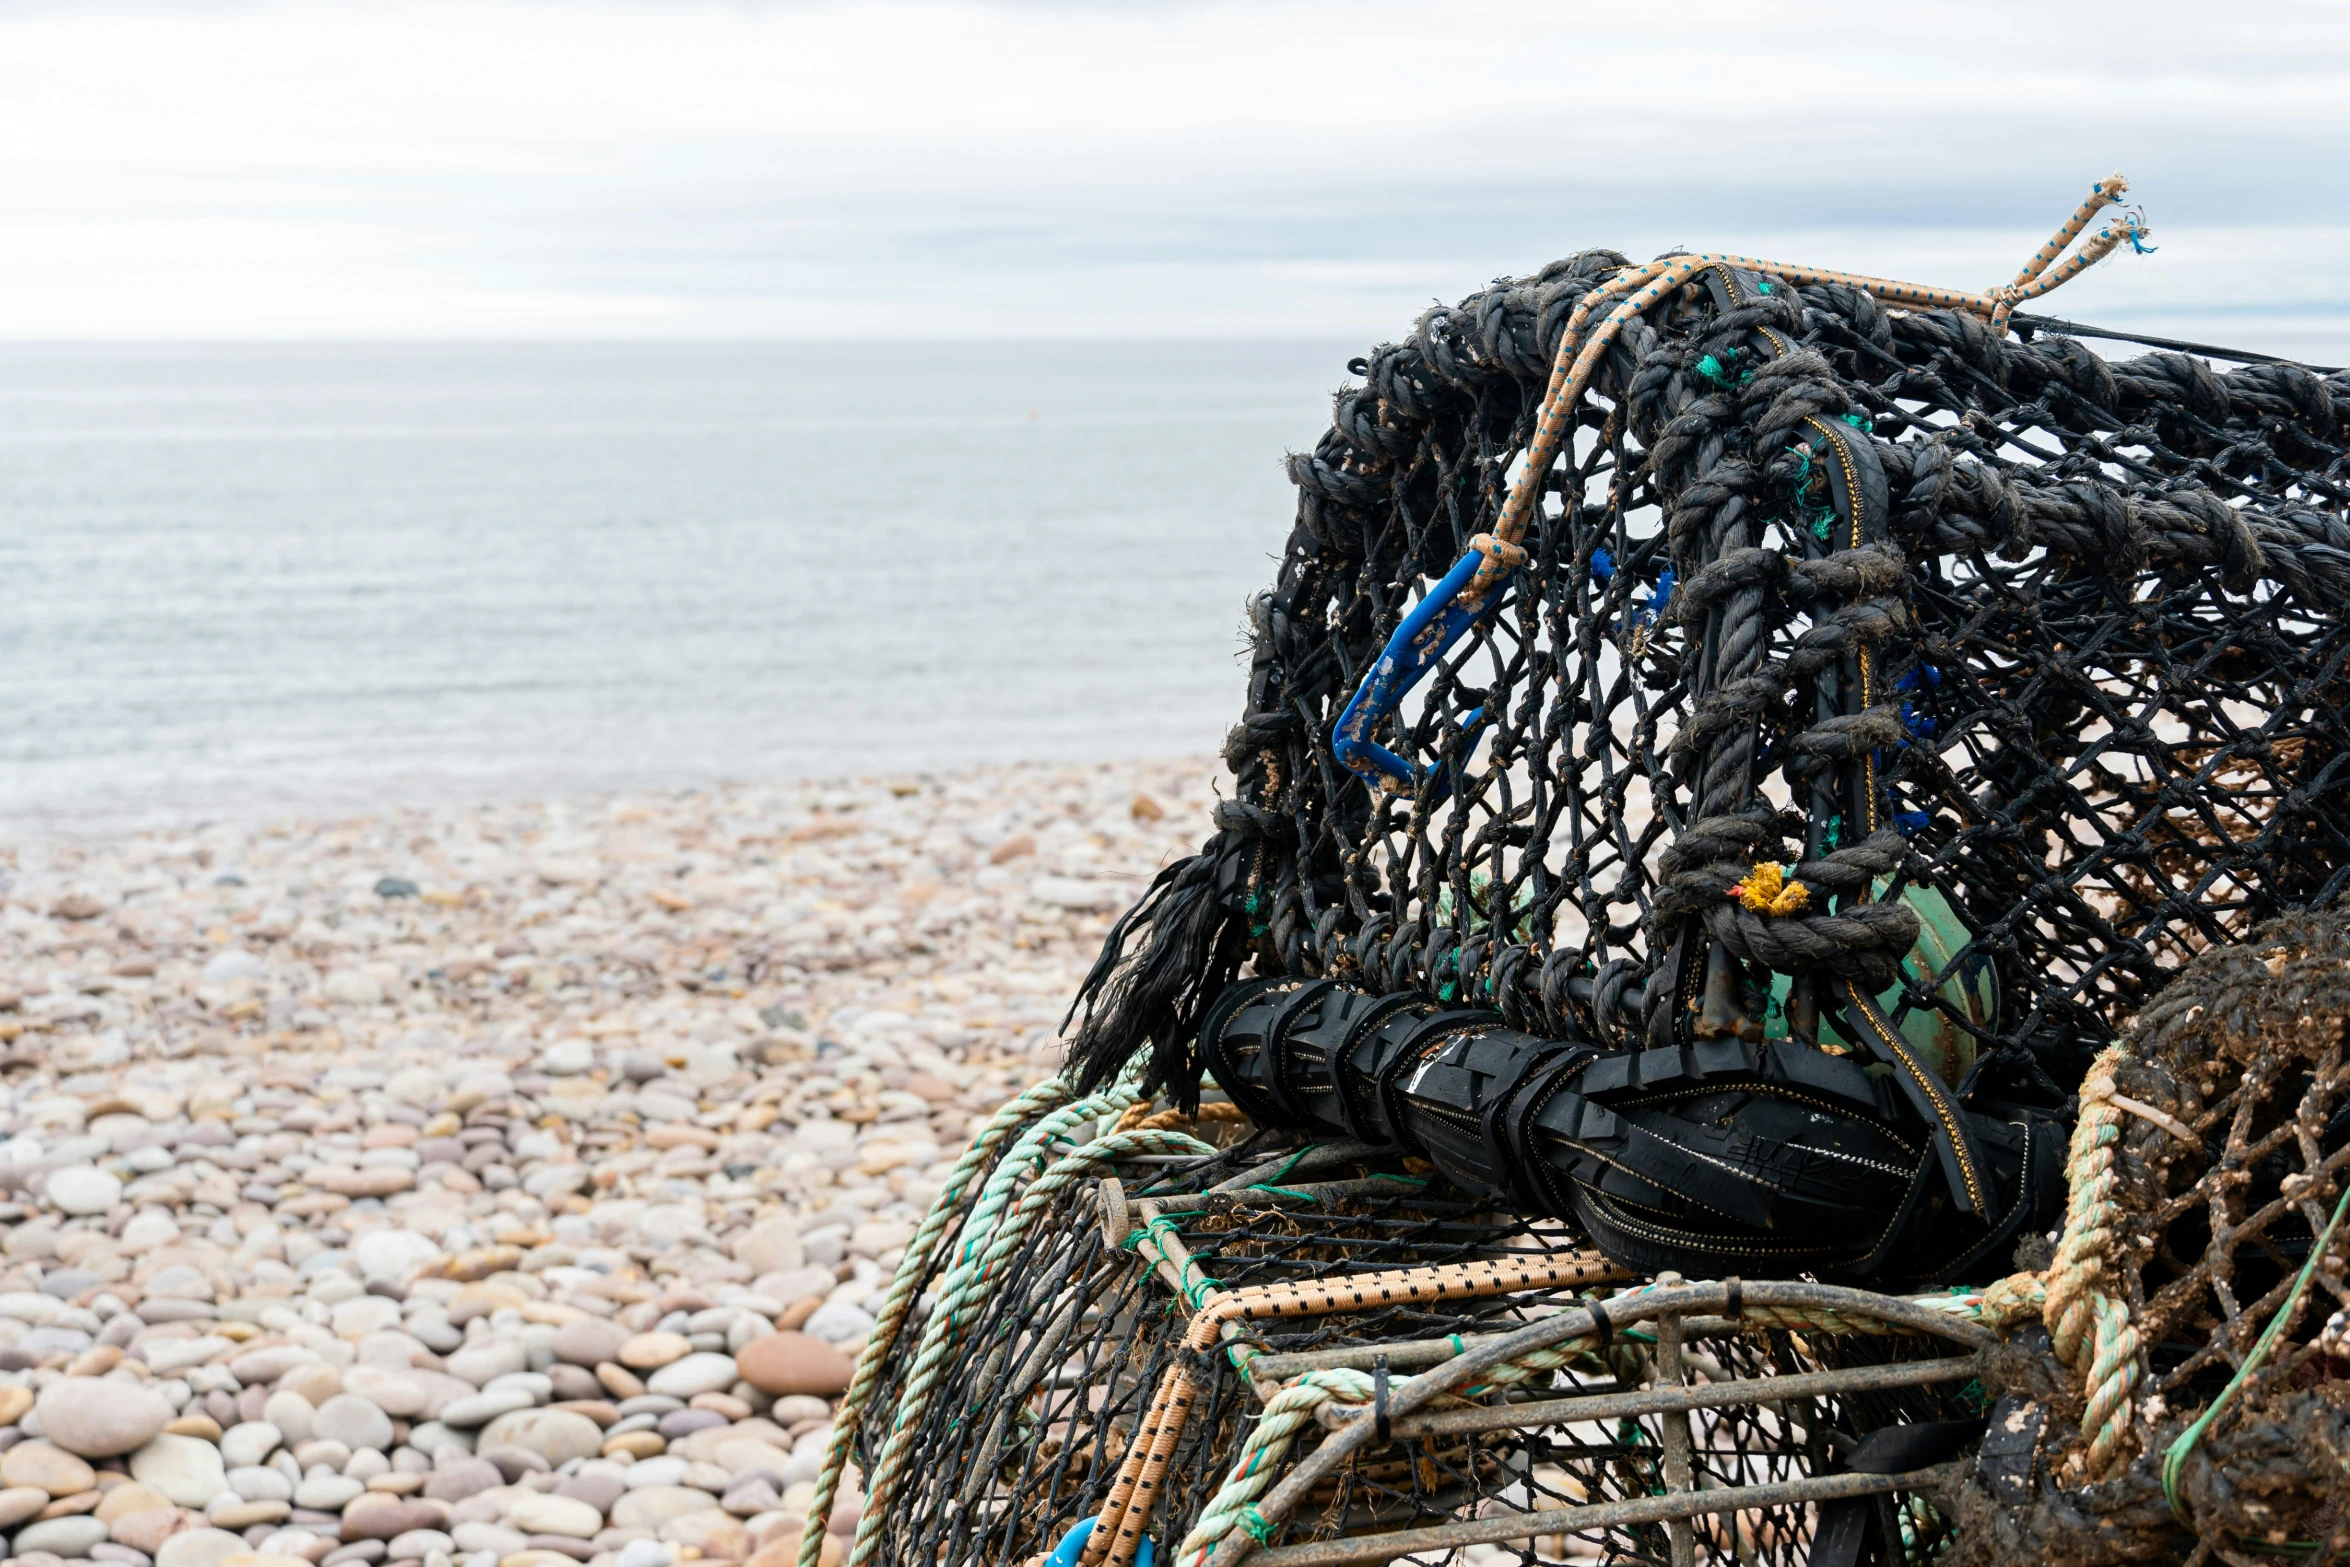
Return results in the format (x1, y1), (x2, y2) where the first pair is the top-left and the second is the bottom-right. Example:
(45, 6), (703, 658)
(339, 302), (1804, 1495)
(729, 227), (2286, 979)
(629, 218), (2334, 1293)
(0, 341), (1352, 832)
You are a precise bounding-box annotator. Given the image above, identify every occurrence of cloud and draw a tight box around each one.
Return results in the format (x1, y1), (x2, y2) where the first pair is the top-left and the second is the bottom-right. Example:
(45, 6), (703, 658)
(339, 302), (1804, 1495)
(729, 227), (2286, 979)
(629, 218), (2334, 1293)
(1, 0), (2346, 343)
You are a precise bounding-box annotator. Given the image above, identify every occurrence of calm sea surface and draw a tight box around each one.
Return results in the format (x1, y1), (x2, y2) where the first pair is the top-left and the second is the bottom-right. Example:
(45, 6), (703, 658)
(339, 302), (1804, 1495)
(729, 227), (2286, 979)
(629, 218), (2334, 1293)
(0, 342), (1353, 833)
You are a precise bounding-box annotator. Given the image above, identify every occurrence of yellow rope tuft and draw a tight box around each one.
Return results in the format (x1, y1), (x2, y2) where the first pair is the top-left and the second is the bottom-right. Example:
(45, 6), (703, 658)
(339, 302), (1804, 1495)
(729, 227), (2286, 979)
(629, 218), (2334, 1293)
(1735, 862), (1811, 917)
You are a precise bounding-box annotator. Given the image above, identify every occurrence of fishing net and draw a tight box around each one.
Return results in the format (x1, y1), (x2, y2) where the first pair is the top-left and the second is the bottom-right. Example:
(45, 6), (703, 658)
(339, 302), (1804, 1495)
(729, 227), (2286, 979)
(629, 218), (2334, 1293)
(1948, 907), (2350, 1566)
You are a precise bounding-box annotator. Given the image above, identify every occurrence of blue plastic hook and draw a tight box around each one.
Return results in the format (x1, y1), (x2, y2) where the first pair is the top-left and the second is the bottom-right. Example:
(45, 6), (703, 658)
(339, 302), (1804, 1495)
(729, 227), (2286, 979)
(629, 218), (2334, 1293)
(1046, 1517), (1156, 1567)
(1331, 545), (1517, 793)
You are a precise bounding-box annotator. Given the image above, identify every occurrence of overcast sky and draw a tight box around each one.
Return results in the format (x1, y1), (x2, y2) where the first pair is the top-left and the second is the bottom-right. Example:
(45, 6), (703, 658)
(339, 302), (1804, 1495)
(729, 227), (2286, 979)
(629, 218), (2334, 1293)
(3, 0), (2348, 345)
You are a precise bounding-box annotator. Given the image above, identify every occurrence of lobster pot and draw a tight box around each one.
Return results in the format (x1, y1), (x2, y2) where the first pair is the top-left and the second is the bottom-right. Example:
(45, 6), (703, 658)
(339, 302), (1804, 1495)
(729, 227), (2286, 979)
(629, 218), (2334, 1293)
(1053, 208), (2350, 1289)
(849, 1122), (1991, 1567)
(1061, 214), (2350, 1164)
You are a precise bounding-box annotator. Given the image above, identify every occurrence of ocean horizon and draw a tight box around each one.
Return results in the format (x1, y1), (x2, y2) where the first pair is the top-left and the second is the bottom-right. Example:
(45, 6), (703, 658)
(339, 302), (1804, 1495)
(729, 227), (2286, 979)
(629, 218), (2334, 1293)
(1, 340), (1353, 835)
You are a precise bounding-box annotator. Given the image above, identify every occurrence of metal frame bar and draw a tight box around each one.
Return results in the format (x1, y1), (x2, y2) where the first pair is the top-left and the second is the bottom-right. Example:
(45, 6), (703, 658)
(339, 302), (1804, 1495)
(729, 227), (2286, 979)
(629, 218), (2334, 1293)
(1199, 1280), (1991, 1567)
(1238, 1461), (1968, 1567)
(1316, 1352), (1981, 1438)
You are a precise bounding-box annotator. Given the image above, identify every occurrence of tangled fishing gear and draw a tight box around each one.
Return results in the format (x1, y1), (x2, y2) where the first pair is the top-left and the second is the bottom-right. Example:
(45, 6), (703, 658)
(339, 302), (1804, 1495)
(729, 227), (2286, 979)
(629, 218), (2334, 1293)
(1064, 173), (2350, 1283)
(1942, 907), (2350, 1566)
(814, 1087), (2009, 1567)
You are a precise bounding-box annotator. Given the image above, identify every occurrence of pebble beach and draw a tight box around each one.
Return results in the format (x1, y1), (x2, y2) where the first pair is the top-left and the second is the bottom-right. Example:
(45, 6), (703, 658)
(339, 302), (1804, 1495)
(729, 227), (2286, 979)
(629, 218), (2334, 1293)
(0, 758), (1223, 1567)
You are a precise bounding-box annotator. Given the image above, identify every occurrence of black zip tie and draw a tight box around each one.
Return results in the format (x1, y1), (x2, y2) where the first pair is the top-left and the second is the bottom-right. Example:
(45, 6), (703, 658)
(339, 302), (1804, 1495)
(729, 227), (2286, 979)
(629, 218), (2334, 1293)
(1725, 1276), (1743, 1321)
(1371, 1354), (1390, 1446)
(1585, 1299), (1614, 1347)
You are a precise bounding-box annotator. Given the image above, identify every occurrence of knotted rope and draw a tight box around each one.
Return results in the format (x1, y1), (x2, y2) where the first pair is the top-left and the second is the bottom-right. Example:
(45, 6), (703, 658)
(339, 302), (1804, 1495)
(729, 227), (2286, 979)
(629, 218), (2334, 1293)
(2037, 1045), (2144, 1480)
(1468, 173), (2147, 598)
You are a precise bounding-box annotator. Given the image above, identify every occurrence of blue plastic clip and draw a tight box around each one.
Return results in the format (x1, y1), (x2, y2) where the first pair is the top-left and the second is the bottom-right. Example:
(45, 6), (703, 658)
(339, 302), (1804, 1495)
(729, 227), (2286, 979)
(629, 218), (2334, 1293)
(1628, 568), (1677, 632)
(1046, 1517), (1155, 1567)
(1332, 545), (1518, 793)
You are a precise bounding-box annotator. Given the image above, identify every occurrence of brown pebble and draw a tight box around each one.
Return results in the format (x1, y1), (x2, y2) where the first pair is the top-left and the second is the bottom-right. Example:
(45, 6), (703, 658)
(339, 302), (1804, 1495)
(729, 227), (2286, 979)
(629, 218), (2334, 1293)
(734, 1332), (853, 1398)
(104, 1505), (185, 1554)
(617, 1332), (689, 1370)
(165, 1415), (224, 1441)
(64, 1347), (123, 1378)
(36, 1490), (99, 1519)
(595, 1363), (647, 1400)
(775, 1297), (824, 1332)
(547, 1401), (619, 1429)
(341, 1498), (450, 1541)
(601, 1432), (664, 1460)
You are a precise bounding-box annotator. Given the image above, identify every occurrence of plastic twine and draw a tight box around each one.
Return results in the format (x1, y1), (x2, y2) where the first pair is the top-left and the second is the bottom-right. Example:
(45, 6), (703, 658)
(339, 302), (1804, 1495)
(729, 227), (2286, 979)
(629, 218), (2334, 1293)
(2163, 1177), (2350, 1527)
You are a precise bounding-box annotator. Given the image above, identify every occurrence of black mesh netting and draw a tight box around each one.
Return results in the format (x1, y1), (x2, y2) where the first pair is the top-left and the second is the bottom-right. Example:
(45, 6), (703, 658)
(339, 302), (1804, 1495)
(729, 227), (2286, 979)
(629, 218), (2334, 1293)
(1070, 250), (2350, 1115)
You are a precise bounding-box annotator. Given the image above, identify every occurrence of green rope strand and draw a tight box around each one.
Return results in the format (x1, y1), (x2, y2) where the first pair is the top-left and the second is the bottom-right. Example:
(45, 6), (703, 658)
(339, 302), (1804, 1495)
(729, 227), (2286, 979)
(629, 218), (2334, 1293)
(2164, 1179), (2350, 1526)
(796, 1076), (1072, 1567)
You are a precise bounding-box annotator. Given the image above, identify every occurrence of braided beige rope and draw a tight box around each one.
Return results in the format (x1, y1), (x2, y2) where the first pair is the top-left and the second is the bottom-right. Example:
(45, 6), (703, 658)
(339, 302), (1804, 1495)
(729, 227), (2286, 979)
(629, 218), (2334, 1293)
(2034, 1043), (2143, 1479)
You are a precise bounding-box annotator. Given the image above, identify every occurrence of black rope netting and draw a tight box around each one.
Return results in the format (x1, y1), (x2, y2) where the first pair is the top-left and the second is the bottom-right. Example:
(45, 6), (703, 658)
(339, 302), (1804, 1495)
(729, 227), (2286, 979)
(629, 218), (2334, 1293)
(1068, 246), (2350, 1167)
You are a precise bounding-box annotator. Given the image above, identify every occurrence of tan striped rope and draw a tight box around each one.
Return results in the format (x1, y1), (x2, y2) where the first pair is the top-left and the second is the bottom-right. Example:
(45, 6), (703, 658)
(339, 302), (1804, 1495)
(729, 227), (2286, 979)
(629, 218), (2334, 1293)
(1081, 1244), (1626, 1567)
(1463, 173), (2146, 602)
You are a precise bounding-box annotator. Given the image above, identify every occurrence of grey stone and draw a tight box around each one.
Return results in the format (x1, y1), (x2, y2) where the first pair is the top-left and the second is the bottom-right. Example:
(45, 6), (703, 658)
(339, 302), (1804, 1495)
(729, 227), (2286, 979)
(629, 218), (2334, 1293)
(442, 1342), (526, 1390)
(14, 1515), (110, 1557)
(130, 1432), (227, 1506)
(642, 1354), (737, 1400)
(435, 1390), (532, 1429)
(35, 1380), (172, 1458)
(310, 1395), (394, 1454)
(219, 1422), (283, 1469)
(546, 1320), (630, 1370)
(474, 1411), (600, 1469)
(156, 1529), (248, 1567)
(422, 1459), (503, 1503)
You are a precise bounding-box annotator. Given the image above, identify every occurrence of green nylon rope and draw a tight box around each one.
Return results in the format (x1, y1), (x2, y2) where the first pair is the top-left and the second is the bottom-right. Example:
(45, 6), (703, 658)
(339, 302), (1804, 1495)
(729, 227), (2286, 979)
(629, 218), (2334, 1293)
(2163, 1179), (2350, 1526)
(1127, 1211), (1223, 1310)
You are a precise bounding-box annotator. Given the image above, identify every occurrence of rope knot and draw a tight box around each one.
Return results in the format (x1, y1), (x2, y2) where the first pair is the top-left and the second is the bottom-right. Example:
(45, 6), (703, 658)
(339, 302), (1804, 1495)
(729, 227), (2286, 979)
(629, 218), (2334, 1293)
(1462, 530), (1531, 599)
(1731, 862), (1811, 917)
